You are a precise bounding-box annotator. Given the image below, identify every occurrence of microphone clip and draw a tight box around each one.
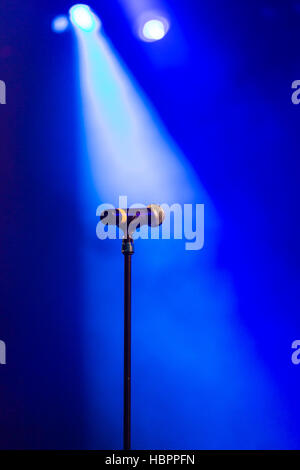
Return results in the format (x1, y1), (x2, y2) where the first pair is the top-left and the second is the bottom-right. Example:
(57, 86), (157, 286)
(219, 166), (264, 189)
(122, 237), (134, 255)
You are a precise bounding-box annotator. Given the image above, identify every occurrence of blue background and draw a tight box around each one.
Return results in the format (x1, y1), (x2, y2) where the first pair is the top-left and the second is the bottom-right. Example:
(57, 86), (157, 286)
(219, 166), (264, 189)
(0, 0), (300, 449)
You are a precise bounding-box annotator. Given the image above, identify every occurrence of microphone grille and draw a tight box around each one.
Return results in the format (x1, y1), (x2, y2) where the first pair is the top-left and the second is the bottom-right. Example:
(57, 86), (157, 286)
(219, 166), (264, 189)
(147, 204), (165, 227)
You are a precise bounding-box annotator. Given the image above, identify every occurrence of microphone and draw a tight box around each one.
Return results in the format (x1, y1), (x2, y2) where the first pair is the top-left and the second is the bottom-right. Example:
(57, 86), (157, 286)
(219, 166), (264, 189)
(100, 204), (165, 231)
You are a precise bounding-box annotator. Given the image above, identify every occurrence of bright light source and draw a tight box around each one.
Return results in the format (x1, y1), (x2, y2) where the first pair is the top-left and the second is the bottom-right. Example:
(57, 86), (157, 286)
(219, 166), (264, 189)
(52, 15), (69, 33)
(69, 4), (100, 32)
(143, 19), (166, 41)
(139, 17), (169, 42)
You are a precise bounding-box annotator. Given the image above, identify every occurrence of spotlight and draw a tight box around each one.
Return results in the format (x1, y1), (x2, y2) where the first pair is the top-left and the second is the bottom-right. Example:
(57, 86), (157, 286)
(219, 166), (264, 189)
(51, 15), (69, 33)
(140, 17), (169, 42)
(69, 4), (100, 32)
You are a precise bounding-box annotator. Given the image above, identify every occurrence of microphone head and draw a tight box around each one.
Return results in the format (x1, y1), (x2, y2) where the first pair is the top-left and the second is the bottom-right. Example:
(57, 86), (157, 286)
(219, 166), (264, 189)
(147, 204), (165, 227)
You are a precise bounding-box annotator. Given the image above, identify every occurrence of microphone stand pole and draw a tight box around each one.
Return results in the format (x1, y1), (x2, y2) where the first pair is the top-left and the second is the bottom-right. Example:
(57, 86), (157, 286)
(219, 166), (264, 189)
(122, 236), (134, 450)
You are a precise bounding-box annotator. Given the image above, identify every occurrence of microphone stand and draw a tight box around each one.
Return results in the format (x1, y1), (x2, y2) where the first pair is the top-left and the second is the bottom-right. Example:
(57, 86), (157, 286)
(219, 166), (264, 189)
(121, 236), (134, 450)
(99, 206), (164, 450)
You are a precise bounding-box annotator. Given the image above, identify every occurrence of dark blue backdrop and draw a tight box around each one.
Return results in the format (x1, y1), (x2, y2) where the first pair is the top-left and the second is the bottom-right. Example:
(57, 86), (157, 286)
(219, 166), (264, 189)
(0, 0), (300, 449)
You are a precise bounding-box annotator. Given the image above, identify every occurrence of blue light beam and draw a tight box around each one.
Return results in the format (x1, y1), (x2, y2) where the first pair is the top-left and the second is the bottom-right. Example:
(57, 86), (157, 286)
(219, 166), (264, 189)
(71, 19), (289, 450)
